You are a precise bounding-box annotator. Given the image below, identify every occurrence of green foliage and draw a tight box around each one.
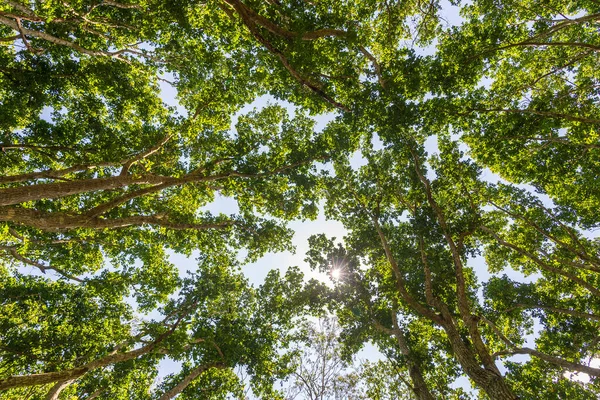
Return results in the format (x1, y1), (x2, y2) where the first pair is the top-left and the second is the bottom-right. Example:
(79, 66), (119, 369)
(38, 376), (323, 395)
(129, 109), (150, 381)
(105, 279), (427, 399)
(1, 0), (599, 398)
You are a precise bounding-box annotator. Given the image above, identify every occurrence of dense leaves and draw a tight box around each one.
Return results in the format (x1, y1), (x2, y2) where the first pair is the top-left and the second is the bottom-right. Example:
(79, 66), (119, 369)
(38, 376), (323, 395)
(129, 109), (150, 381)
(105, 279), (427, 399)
(1, 0), (599, 399)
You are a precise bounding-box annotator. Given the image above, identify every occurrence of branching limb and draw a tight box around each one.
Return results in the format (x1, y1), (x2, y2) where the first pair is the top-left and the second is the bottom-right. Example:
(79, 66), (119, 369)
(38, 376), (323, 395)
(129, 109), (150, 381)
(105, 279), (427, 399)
(465, 108), (600, 124)
(358, 46), (386, 89)
(0, 161), (122, 185)
(0, 207), (238, 231)
(120, 135), (172, 176)
(479, 225), (600, 297)
(481, 316), (600, 376)
(158, 362), (225, 400)
(5, 1), (36, 16)
(220, 0), (349, 111)
(46, 379), (76, 400)
(0, 307), (191, 391)
(409, 146), (500, 374)
(503, 304), (600, 322)
(487, 199), (600, 270)
(0, 14), (141, 60)
(85, 389), (105, 400)
(371, 216), (441, 323)
(99, 1), (143, 10)
(1, 246), (85, 283)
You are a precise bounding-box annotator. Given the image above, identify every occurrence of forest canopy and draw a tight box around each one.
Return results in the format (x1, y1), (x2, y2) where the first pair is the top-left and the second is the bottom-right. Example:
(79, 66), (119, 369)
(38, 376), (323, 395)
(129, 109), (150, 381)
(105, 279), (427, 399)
(1, 0), (599, 399)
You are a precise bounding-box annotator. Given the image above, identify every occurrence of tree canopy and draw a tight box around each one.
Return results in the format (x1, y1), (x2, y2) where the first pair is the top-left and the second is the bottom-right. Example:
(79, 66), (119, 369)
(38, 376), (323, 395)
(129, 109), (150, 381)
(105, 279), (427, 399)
(1, 0), (599, 399)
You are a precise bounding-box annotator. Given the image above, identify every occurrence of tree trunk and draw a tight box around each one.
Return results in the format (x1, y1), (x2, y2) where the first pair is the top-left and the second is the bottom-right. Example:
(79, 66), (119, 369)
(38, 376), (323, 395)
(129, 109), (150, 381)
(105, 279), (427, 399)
(441, 319), (518, 400)
(393, 330), (435, 400)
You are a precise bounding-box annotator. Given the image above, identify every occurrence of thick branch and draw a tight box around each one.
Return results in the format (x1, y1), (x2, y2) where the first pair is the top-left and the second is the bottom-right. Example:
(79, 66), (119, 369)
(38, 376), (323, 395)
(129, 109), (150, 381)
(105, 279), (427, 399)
(358, 46), (386, 89)
(46, 379), (75, 400)
(0, 136), (170, 185)
(220, 0), (349, 112)
(100, 1), (143, 10)
(372, 217), (441, 323)
(409, 147), (500, 374)
(0, 310), (192, 391)
(1, 154), (317, 207)
(389, 311), (435, 400)
(158, 363), (224, 400)
(0, 143), (78, 152)
(84, 181), (175, 218)
(0, 208), (236, 231)
(499, 41), (600, 53)
(5, 1), (36, 16)
(502, 348), (600, 377)
(418, 236), (436, 308)
(0, 174), (169, 206)
(0, 161), (122, 185)
(85, 389), (105, 400)
(222, 0), (347, 41)
(0, 334), (167, 390)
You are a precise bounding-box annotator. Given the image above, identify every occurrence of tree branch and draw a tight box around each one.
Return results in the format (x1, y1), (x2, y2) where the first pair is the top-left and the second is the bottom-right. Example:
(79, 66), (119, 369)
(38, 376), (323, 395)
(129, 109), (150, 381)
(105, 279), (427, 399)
(0, 311), (187, 390)
(504, 303), (600, 322)
(465, 108), (600, 124)
(120, 135), (172, 176)
(46, 379), (76, 400)
(479, 225), (600, 297)
(2, 246), (84, 282)
(0, 208), (237, 232)
(409, 146), (500, 374)
(0, 161), (124, 185)
(487, 199), (600, 271)
(220, 0), (349, 112)
(158, 363), (225, 400)
(358, 46), (386, 89)
(0, 14), (143, 60)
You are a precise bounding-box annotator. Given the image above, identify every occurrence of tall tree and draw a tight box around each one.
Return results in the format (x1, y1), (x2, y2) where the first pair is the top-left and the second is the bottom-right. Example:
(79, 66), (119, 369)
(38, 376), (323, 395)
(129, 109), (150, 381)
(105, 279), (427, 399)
(2, 0), (600, 398)
(0, 254), (309, 399)
(307, 135), (600, 398)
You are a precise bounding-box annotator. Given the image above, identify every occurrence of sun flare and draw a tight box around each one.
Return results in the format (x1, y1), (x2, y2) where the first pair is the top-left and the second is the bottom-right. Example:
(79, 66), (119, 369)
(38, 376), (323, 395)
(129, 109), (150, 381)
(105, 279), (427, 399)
(331, 268), (342, 280)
